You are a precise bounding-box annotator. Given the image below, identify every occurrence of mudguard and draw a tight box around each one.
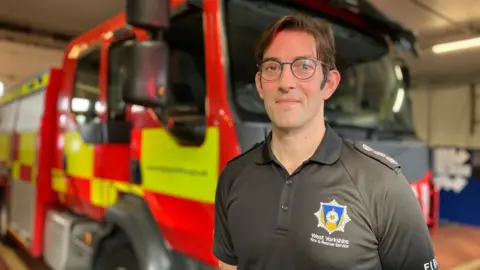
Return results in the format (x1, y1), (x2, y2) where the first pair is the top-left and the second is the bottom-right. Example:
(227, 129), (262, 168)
(101, 194), (171, 270)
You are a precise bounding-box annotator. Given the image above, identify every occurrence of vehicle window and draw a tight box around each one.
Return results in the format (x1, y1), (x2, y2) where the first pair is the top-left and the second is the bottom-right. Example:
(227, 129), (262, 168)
(160, 6), (207, 145)
(165, 7), (206, 119)
(71, 47), (101, 125)
(107, 37), (135, 120)
(325, 55), (413, 131)
(225, 0), (414, 133)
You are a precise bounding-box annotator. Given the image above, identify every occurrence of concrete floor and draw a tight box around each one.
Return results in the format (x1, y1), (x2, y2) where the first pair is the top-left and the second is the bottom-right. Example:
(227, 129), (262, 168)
(0, 225), (479, 270)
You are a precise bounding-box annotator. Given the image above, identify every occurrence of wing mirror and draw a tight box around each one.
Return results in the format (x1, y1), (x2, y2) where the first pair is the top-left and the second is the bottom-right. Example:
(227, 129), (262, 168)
(121, 40), (169, 108)
(121, 0), (171, 111)
(126, 0), (170, 30)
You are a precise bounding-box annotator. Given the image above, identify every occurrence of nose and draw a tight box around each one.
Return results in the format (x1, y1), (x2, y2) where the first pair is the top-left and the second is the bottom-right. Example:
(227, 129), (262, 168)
(278, 64), (296, 91)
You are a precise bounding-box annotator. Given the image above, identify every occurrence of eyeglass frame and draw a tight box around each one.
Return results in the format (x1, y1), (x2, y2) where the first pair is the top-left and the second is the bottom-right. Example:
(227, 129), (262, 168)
(257, 56), (330, 81)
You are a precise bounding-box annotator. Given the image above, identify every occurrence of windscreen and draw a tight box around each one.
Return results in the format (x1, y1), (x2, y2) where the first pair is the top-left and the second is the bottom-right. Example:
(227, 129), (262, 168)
(225, 0), (414, 133)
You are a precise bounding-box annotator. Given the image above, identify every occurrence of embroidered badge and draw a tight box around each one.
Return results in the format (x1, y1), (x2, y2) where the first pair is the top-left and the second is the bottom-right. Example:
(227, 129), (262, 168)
(314, 199), (351, 235)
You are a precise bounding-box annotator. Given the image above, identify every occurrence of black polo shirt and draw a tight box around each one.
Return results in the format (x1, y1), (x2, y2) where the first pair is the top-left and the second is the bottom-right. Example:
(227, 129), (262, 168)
(213, 124), (437, 270)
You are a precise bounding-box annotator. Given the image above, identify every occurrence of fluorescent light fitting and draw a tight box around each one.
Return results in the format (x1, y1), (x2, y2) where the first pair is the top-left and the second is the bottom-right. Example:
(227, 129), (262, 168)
(432, 36), (480, 54)
(392, 88), (405, 113)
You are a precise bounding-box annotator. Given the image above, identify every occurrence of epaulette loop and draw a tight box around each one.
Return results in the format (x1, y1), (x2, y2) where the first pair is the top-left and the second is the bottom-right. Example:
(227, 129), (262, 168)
(353, 142), (400, 171)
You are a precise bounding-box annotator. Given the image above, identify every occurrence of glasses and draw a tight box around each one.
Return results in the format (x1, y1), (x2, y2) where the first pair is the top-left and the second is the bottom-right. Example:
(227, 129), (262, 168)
(258, 57), (326, 81)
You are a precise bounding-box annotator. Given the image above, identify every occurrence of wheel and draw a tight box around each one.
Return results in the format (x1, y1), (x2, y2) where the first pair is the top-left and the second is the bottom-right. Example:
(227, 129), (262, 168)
(93, 230), (141, 270)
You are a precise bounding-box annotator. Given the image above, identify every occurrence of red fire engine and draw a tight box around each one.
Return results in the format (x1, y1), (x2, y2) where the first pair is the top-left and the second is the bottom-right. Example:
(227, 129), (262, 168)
(0, 0), (438, 269)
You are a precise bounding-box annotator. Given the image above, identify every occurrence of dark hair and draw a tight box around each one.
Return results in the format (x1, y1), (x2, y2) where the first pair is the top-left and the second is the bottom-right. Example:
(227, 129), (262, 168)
(254, 14), (337, 70)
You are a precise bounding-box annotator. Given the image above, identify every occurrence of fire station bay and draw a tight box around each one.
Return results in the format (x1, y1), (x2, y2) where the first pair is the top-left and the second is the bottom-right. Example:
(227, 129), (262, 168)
(0, 1), (480, 270)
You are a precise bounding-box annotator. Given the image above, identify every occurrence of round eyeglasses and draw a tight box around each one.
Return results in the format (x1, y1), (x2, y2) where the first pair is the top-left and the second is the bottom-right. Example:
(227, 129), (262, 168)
(258, 57), (325, 81)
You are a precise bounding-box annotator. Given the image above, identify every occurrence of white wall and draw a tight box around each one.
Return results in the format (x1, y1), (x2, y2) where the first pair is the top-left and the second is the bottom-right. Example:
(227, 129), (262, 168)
(0, 101), (19, 133)
(16, 90), (45, 132)
(410, 83), (480, 148)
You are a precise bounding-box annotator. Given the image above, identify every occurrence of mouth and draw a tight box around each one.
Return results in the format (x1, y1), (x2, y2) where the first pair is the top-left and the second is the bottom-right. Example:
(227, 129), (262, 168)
(276, 98), (299, 104)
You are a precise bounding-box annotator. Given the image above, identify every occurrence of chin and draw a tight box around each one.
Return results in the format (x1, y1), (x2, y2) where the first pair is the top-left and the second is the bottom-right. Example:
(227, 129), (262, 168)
(272, 119), (305, 130)
(267, 110), (307, 130)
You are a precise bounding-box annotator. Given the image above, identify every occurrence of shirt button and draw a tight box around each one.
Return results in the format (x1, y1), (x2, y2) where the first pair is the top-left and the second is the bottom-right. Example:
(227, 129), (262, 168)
(286, 180), (292, 185)
(281, 205), (288, 211)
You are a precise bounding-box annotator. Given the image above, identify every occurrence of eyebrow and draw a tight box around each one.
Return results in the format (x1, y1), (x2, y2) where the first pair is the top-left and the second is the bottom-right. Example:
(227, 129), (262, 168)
(262, 57), (280, 62)
(262, 55), (317, 63)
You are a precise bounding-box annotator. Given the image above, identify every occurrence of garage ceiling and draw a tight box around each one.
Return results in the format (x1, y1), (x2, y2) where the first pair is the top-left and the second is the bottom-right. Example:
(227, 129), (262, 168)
(0, 0), (479, 90)
(370, 0), (480, 86)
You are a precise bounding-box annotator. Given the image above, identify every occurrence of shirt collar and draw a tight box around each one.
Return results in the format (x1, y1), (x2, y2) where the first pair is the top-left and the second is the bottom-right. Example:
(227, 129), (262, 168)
(256, 122), (343, 165)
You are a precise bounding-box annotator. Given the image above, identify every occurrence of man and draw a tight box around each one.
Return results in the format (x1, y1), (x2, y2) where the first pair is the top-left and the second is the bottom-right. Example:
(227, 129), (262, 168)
(213, 14), (437, 270)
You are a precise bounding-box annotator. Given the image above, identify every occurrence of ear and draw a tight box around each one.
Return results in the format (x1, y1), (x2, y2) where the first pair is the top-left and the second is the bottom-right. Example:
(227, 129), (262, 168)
(255, 72), (265, 99)
(321, 70), (341, 100)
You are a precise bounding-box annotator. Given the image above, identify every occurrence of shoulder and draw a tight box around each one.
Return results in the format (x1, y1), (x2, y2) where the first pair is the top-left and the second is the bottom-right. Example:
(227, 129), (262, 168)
(339, 140), (406, 196)
(340, 141), (412, 236)
(341, 140), (401, 173)
(217, 141), (264, 190)
(226, 141), (265, 167)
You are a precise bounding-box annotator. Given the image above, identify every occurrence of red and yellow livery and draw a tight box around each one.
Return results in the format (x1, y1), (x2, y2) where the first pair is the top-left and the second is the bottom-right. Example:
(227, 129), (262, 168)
(0, 0), (438, 269)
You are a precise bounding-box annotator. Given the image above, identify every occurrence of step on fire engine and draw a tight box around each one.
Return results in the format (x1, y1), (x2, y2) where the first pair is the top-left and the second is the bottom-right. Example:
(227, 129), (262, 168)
(0, 0), (438, 269)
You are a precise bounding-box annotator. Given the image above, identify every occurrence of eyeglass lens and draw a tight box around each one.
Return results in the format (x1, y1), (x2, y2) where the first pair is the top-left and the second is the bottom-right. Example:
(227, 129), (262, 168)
(260, 58), (317, 81)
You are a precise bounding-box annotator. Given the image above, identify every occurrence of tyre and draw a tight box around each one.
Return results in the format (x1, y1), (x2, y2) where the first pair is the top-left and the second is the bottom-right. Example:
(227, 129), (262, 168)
(93, 230), (141, 270)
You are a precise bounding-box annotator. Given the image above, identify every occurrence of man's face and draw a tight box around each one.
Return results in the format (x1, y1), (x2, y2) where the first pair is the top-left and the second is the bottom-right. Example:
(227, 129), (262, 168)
(255, 30), (340, 130)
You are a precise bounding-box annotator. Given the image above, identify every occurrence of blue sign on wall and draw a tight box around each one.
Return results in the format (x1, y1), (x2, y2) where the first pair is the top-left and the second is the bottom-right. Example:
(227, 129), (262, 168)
(433, 148), (480, 226)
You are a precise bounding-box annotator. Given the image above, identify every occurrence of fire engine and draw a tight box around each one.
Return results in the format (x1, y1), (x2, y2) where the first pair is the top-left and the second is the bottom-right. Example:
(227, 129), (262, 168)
(0, 0), (438, 269)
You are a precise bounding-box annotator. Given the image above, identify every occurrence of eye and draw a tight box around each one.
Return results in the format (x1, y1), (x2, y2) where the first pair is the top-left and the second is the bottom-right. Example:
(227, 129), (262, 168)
(262, 62), (280, 72)
(300, 61), (314, 69)
(293, 59), (315, 71)
(266, 66), (277, 71)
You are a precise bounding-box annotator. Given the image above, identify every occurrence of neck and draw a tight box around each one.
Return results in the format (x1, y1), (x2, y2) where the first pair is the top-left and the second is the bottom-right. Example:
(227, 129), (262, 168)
(270, 116), (326, 173)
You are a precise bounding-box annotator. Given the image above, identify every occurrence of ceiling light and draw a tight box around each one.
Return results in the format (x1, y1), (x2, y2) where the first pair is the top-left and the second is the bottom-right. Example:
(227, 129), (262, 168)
(0, 81), (3, 96)
(432, 36), (480, 54)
